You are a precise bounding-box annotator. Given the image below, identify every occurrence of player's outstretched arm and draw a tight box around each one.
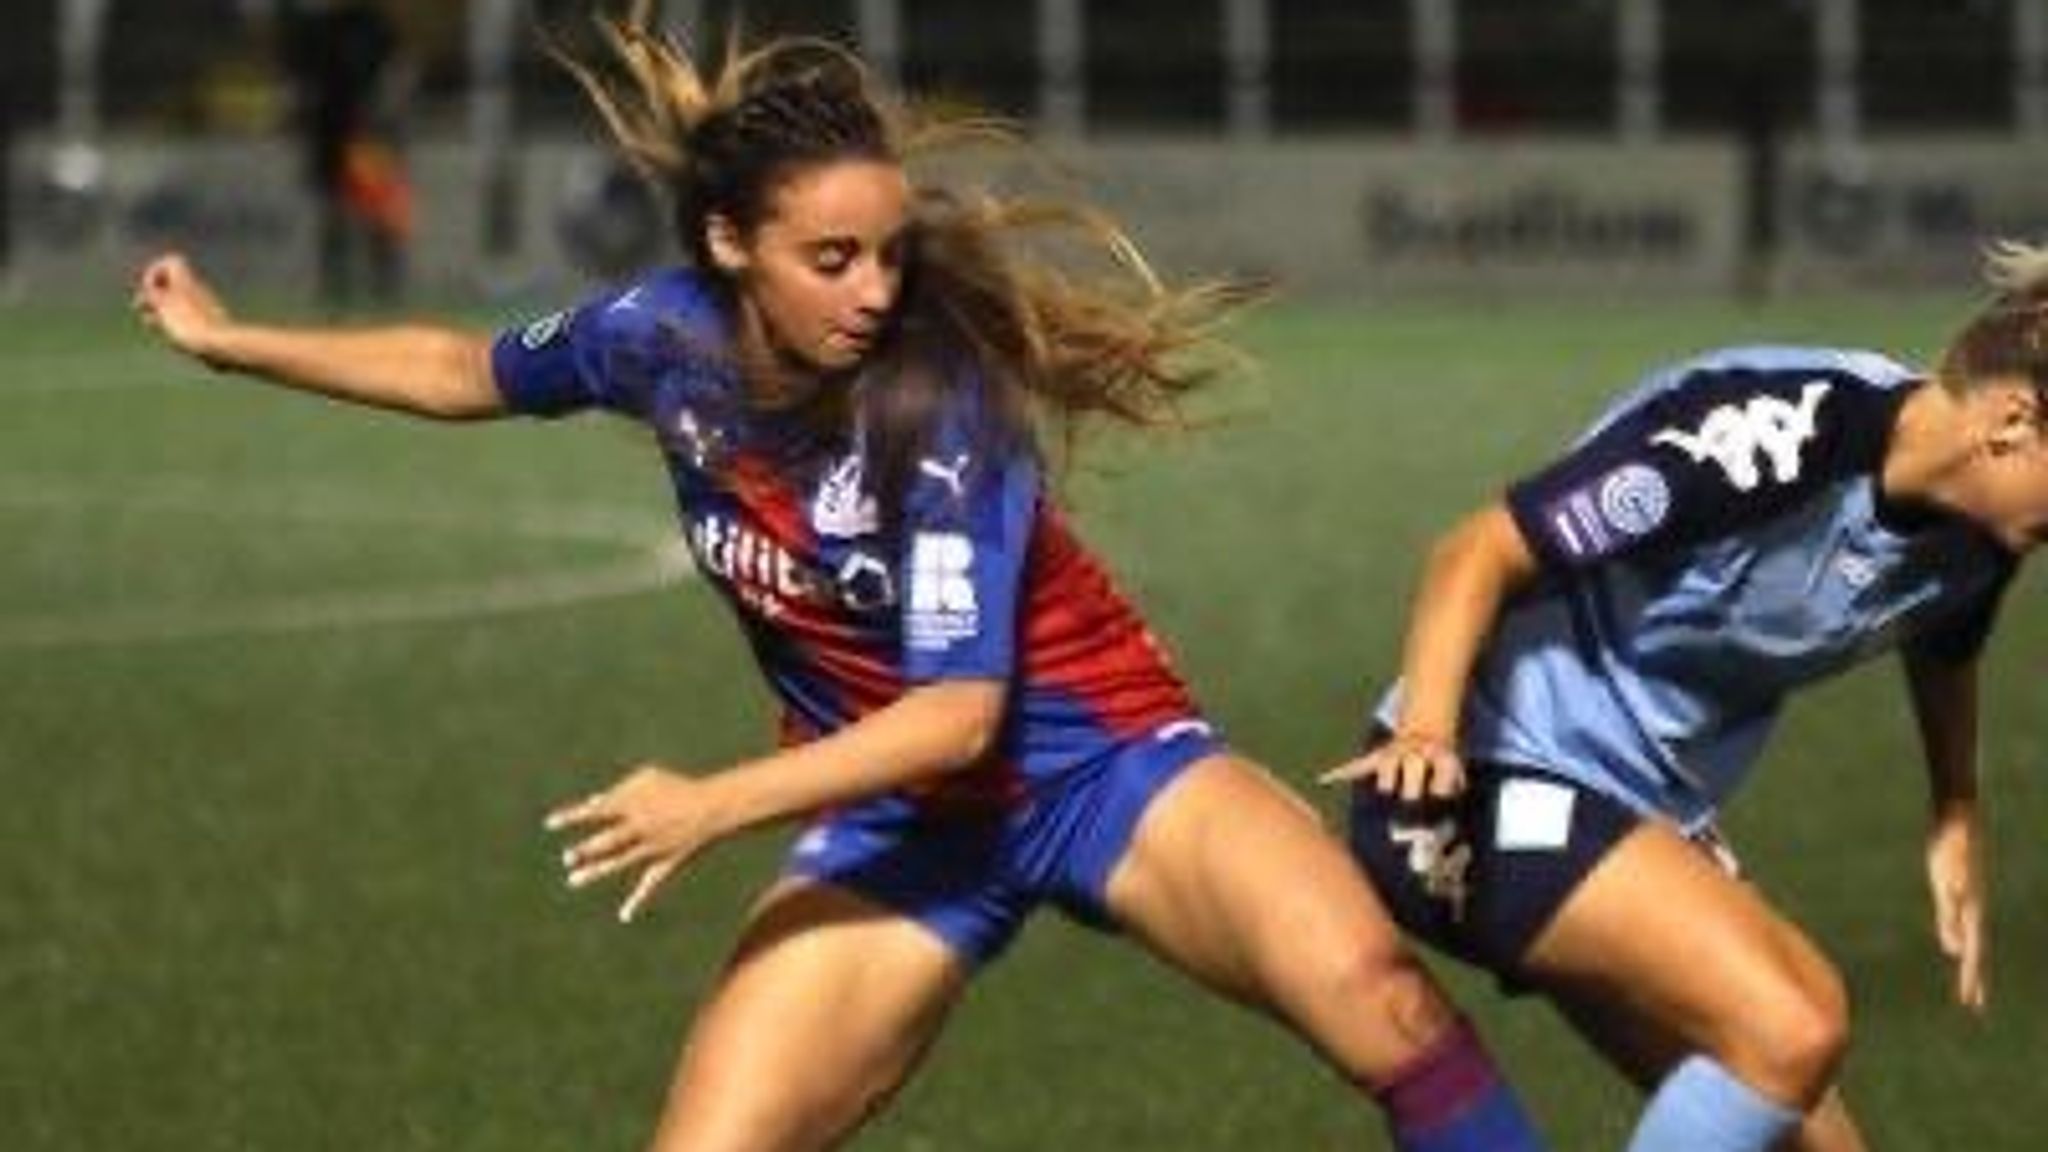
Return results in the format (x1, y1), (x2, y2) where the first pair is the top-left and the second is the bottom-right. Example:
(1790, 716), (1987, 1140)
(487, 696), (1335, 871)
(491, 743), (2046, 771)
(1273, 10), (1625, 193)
(132, 252), (504, 421)
(1324, 501), (1539, 799)
(545, 680), (1007, 923)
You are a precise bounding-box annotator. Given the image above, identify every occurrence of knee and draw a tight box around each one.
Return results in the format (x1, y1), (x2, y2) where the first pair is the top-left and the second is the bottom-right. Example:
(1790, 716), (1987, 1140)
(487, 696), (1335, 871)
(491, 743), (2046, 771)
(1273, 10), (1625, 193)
(1721, 961), (1850, 1105)
(1289, 936), (1461, 1078)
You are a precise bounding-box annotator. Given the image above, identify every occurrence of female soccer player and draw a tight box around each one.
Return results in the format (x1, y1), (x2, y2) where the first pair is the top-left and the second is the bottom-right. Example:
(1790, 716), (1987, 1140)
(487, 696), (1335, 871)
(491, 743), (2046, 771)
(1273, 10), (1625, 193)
(134, 13), (1545, 1152)
(1334, 242), (2048, 1151)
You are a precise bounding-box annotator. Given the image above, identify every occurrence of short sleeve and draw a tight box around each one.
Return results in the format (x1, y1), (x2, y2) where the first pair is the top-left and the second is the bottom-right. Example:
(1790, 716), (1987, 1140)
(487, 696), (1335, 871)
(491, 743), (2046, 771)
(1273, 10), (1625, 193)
(1507, 367), (1904, 570)
(896, 400), (1038, 684)
(490, 279), (695, 419)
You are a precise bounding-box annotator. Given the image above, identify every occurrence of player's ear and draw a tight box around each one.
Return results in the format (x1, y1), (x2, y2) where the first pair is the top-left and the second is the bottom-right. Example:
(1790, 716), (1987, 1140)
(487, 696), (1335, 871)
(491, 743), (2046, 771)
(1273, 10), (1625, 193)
(705, 215), (749, 276)
(1984, 382), (2042, 456)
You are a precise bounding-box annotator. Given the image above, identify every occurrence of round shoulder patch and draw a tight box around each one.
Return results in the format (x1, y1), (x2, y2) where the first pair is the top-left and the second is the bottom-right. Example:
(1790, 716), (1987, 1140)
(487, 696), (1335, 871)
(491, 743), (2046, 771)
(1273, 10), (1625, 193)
(1598, 463), (1671, 537)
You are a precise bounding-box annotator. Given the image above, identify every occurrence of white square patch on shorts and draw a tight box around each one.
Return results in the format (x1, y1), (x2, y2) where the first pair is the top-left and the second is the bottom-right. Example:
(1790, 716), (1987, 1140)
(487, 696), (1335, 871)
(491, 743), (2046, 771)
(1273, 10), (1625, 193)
(1495, 778), (1576, 851)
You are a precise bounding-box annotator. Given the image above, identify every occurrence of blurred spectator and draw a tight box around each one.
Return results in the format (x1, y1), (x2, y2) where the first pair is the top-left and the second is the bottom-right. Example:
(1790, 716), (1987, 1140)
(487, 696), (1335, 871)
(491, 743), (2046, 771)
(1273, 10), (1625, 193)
(280, 0), (413, 306)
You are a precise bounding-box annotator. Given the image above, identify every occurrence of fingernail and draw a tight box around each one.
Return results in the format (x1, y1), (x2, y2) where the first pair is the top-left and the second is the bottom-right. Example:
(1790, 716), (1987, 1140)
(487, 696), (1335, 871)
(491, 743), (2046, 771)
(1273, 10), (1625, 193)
(559, 848), (576, 868)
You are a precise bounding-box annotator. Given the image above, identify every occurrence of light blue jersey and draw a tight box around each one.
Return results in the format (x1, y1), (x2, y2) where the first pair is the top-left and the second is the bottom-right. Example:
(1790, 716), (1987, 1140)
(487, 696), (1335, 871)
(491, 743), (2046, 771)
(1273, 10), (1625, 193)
(1378, 346), (2014, 829)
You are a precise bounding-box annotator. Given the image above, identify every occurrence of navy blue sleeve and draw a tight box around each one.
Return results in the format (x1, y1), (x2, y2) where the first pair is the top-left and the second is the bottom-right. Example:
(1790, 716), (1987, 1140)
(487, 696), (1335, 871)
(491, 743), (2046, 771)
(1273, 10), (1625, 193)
(1507, 369), (1905, 570)
(1908, 561), (2015, 665)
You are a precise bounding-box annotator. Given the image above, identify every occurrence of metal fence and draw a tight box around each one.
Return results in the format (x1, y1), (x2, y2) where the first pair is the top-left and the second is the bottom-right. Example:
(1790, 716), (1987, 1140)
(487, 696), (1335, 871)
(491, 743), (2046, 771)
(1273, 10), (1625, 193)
(11, 1), (2048, 146)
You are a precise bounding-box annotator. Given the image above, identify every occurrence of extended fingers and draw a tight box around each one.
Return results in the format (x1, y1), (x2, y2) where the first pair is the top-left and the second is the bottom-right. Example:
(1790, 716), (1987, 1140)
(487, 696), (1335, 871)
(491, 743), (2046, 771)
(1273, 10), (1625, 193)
(619, 857), (681, 924)
(544, 790), (613, 832)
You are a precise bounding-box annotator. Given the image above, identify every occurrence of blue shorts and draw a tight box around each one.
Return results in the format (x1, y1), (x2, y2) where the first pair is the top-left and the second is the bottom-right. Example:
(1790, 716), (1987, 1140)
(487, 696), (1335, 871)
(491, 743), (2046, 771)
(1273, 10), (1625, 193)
(783, 721), (1221, 967)
(1347, 757), (1639, 991)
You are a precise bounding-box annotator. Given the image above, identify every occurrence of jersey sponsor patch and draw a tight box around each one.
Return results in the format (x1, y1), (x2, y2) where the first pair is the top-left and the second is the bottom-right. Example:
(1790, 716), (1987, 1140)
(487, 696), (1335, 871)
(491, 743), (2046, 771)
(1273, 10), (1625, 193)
(1495, 777), (1575, 851)
(1597, 463), (1671, 538)
(1649, 381), (1831, 491)
(906, 532), (979, 650)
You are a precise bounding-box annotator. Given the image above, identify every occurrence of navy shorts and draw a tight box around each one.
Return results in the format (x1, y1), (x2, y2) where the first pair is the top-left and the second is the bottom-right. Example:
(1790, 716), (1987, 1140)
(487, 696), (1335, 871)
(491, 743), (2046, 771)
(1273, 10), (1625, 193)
(1347, 757), (1640, 988)
(783, 721), (1221, 967)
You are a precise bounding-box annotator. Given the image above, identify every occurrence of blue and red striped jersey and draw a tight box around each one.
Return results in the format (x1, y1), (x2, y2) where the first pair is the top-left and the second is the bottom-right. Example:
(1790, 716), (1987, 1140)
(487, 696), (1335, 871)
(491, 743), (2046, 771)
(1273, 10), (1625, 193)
(493, 268), (1206, 812)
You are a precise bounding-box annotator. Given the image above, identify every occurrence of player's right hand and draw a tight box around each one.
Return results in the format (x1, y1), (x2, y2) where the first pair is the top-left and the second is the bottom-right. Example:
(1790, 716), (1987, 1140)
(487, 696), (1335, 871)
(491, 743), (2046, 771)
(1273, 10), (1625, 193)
(1320, 732), (1467, 803)
(133, 252), (233, 367)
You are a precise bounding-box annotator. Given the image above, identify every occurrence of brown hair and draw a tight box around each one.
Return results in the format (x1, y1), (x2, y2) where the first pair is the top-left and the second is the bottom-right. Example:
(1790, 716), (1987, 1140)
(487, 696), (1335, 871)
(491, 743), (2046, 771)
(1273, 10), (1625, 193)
(552, 4), (1250, 527)
(1937, 240), (2048, 405)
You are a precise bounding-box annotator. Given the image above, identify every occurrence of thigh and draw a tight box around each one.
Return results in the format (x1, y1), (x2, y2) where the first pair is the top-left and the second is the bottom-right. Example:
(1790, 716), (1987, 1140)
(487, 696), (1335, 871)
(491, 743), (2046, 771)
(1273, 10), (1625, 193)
(1102, 753), (1455, 1079)
(1522, 820), (1847, 1104)
(647, 878), (970, 1152)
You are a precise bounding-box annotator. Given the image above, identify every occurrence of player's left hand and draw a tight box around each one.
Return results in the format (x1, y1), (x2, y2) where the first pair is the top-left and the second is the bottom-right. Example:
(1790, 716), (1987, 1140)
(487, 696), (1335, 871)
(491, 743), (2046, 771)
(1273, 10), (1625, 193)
(546, 765), (731, 924)
(1926, 805), (1988, 1012)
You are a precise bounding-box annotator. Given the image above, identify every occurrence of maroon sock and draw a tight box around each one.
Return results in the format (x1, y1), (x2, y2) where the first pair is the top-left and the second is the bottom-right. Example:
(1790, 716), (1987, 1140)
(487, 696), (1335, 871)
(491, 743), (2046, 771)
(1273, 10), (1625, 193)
(1370, 1017), (1503, 1135)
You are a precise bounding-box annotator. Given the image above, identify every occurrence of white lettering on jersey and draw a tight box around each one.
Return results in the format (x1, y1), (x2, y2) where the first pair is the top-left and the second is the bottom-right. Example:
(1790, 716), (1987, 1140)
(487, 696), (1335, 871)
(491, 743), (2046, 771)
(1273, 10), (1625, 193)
(605, 286), (645, 313)
(1389, 819), (1472, 923)
(906, 532), (979, 650)
(689, 514), (897, 619)
(812, 453), (879, 538)
(917, 453), (972, 499)
(1649, 381), (1832, 491)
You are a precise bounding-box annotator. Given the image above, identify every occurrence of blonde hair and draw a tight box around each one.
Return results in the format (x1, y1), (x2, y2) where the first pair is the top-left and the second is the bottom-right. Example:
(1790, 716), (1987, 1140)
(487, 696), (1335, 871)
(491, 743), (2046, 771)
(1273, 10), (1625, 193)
(1936, 239), (2048, 395)
(553, 6), (1253, 520)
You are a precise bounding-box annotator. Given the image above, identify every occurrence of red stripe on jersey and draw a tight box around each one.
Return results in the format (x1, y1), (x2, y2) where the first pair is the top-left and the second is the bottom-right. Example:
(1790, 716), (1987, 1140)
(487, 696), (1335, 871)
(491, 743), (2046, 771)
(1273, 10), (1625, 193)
(1019, 503), (1200, 737)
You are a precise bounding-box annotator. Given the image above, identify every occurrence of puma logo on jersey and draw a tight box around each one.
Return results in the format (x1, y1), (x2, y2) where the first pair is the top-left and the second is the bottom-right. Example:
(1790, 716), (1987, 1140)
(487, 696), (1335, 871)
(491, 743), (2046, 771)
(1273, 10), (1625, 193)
(917, 453), (972, 498)
(1649, 381), (1832, 491)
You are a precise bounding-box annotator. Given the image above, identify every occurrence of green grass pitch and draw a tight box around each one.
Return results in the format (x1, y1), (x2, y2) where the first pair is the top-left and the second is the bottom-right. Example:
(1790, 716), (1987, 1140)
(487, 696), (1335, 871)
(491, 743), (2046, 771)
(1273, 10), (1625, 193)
(2, 293), (2042, 1149)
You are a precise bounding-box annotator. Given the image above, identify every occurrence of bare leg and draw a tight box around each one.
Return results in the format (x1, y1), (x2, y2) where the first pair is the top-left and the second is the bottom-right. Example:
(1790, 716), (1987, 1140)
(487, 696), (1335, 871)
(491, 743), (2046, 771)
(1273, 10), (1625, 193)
(1521, 821), (1850, 1123)
(1550, 980), (1867, 1151)
(644, 878), (968, 1152)
(1103, 753), (1465, 1080)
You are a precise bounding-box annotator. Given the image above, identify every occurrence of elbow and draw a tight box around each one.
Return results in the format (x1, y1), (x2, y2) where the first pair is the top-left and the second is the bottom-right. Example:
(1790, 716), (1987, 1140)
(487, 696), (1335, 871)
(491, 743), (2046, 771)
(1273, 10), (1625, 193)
(416, 332), (503, 421)
(1433, 504), (1537, 588)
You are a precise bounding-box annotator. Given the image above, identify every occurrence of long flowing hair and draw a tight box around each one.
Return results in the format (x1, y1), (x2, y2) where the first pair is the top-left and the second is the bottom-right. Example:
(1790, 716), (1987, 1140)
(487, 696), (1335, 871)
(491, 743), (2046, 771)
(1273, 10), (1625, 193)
(550, 2), (1253, 526)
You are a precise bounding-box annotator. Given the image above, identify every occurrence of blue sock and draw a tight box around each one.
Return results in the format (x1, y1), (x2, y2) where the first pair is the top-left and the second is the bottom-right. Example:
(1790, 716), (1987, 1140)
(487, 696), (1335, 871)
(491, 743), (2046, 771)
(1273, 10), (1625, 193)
(1375, 1017), (1549, 1152)
(1628, 1056), (1798, 1152)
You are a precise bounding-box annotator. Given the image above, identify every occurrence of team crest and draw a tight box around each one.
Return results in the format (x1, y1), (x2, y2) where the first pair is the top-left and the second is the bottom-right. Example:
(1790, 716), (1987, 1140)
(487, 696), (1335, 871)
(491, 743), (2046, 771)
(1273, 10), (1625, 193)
(812, 453), (879, 538)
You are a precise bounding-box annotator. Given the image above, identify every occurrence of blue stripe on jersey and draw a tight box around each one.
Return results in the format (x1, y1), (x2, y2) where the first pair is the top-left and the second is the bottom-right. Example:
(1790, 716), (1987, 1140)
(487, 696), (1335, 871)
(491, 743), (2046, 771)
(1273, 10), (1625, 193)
(492, 269), (1206, 803)
(1378, 346), (2014, 827)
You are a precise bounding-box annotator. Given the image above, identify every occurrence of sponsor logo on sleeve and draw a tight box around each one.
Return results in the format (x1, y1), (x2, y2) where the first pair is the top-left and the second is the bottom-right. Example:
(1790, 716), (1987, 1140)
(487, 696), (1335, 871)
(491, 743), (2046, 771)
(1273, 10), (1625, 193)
(906, 532), (979, 650)
(519, 309), (570, 350)
(1597, 463), (1671, 538)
